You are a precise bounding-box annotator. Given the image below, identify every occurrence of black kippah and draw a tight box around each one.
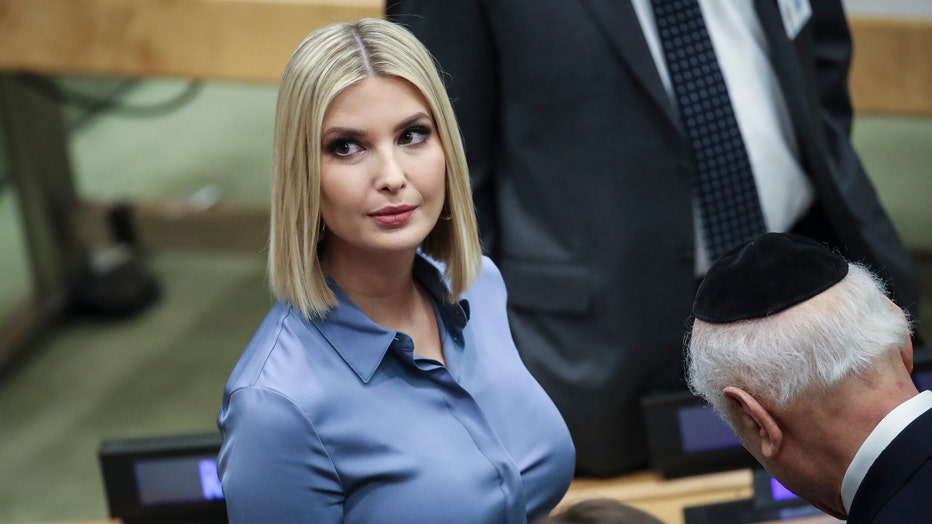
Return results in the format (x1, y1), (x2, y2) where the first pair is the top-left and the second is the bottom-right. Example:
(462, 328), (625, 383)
(693, 233), (849, 323)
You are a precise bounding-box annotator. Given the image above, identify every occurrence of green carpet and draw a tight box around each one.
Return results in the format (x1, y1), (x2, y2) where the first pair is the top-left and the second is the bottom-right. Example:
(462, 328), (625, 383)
(0, 250), (270, 522)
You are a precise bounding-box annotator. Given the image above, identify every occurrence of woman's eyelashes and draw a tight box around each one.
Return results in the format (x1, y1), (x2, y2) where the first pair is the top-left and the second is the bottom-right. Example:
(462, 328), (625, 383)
(398, 125), (432, 146)
(325, 137), (363, 157)
(323, 124), (434, 159)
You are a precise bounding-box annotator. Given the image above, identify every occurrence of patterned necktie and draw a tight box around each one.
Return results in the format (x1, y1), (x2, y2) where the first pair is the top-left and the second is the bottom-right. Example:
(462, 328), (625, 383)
(651, 0), (767, 261)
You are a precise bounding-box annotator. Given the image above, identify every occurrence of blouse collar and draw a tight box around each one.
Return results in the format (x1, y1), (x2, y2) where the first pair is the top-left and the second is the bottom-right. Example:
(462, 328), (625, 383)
(310, 253), (470, 384)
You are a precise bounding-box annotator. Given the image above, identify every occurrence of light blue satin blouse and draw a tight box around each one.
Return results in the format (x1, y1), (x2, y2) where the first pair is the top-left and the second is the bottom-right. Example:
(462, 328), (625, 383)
(217, 255), (575, 524)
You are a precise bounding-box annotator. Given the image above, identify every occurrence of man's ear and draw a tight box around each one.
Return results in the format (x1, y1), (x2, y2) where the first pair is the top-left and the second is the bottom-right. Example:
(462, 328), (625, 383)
(901, 332), (914, 374)
(723, 386), (783, 459)
(902, 334), (914, 374)
(884, 297), (914, 373)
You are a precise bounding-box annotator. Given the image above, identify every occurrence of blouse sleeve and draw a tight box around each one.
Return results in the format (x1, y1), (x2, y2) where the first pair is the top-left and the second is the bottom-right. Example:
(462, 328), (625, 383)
(218, 386), (343, 523)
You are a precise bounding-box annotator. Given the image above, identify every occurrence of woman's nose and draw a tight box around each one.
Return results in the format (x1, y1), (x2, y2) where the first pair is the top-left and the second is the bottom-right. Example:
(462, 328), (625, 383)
(376, 150), (407, 192)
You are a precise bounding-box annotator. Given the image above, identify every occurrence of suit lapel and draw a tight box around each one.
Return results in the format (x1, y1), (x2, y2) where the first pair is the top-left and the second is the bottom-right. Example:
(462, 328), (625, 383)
(578, 0), (823, 155)
(579, 0), (680, 130)
(753, 0), (820, 159)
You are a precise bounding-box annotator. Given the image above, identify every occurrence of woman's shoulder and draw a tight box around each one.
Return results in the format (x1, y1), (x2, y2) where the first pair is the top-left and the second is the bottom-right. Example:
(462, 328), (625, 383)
(224, 302), (323, 391)
(470, 256), (506, 293)
(479, 255), (503, 280)
(459, 256), (509, 315)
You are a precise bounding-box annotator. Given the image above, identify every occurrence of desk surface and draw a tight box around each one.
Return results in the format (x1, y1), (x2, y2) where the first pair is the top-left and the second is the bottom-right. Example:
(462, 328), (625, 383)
(563, 469), (840, 524)
(563, 468), (752, 524)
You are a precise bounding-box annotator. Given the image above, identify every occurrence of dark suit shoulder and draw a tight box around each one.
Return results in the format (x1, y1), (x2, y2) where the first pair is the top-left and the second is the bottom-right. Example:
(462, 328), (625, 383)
(848, 407), (932, 523)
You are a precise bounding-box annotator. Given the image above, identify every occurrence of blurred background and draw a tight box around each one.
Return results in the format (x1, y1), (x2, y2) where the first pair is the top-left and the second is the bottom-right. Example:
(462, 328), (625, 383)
(0, 0), (930, 522)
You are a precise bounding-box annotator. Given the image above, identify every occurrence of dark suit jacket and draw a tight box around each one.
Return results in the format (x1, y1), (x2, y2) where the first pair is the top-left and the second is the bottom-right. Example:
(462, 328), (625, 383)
(387, 0), (921, 475)
(846, 406), (932, 523)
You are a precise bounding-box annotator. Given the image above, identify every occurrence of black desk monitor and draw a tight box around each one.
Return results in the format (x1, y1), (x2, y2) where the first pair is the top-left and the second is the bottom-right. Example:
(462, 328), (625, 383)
(98, 432), (226, 524)
(641, 390), (757, 478)
(684, 468), (825, 524)
(750, 468), (821, 518)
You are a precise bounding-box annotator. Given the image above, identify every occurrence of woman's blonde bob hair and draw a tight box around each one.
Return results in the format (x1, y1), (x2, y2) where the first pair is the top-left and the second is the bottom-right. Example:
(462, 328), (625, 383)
(268, 18), (481, 318)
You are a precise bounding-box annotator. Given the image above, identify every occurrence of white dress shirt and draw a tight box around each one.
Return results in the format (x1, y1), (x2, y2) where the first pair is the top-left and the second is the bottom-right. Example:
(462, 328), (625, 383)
(630, 0), (815, 274)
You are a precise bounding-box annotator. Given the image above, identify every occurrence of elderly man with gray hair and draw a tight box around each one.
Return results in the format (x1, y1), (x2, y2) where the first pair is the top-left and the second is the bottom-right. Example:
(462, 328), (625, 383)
(686, 232), (930, 523)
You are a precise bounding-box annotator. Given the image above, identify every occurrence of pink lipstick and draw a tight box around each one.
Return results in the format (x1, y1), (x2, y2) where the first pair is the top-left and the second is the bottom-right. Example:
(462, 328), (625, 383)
(370, 205), (416, 226)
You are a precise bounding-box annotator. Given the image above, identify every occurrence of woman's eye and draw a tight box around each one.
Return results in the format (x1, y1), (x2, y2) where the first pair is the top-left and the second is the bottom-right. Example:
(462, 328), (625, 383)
(399, 126), (431, 146)
(326, 139), (362, 157)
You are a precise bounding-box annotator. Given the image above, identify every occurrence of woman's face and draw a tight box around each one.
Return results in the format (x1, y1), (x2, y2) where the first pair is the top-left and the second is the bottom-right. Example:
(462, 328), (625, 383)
(318, 76), (446, 262)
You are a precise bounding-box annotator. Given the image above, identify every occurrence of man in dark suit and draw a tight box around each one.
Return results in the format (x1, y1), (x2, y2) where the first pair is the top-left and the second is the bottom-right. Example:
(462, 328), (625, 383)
(386, 0), (920, 475)
(687, 233), (931, 523)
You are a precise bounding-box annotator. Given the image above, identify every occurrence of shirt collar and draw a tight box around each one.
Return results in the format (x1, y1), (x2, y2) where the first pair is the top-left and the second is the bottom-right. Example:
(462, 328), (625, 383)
(840, 390), (932, 512)
(412, 254), (470, 336)
(310, 253), (470, 384)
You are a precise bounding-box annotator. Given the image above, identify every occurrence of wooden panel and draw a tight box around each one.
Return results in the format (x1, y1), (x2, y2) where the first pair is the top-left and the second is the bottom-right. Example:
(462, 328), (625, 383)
(849, 16), (932, 116)
(0, 0), (383, 83)
(0, 4), (928, 115)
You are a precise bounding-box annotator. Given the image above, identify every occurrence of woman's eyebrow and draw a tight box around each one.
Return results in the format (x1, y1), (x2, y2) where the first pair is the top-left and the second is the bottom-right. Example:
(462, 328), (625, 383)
(321, 127), (366, 140)
(394, 112), (432, 132)
(322, 112), (432, 139)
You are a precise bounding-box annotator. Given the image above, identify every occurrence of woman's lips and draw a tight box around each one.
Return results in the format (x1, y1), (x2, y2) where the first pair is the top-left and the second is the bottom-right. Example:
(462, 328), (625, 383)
(369, 205), (416, 226)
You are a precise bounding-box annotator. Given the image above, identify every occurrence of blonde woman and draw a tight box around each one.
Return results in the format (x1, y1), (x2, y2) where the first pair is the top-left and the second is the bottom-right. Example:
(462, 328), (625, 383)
(217, 18), (575, 523)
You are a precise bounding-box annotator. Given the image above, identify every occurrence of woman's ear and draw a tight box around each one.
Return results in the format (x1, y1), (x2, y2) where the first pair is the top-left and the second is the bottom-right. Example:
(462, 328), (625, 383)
(723, 386), (783, 459)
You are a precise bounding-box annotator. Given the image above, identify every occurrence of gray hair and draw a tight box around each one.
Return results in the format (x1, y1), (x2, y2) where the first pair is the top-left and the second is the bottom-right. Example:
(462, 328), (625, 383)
(686, 262), (912, 419)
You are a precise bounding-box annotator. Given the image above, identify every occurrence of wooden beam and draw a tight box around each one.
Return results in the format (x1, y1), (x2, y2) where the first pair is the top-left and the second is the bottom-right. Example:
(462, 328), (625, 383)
(849, 16), (932, 116)
(0, 3), (928, 116)
(0, 0), (383, 84)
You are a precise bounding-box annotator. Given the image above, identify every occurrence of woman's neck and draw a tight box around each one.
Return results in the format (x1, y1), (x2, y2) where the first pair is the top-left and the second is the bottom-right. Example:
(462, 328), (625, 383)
(322, 247), (444, 364)
(322, 248), (420, 326)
